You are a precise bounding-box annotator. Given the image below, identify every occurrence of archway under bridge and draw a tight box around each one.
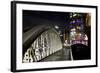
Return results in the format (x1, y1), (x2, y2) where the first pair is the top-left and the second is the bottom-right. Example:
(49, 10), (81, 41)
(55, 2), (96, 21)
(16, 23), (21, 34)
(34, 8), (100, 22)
(23, 25), (63, 63)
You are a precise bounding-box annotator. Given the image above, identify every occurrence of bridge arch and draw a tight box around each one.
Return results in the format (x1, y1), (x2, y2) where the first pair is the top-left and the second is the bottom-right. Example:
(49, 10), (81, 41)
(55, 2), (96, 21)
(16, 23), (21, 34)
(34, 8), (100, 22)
(23, 25), (62, 62)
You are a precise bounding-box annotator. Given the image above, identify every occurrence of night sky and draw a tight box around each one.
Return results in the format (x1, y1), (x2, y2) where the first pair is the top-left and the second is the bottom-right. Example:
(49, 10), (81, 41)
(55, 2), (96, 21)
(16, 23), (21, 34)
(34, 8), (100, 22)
(23, 10), (70, 32)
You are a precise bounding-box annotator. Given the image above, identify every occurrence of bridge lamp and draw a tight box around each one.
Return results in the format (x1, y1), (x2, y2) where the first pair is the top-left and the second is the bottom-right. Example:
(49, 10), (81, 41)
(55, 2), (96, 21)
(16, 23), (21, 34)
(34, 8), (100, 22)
(55, 25), (59, 29)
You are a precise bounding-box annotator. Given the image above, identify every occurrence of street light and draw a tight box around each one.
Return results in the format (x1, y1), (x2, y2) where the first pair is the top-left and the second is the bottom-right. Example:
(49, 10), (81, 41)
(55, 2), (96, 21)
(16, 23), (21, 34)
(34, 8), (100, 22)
(55, 25), (59, 29)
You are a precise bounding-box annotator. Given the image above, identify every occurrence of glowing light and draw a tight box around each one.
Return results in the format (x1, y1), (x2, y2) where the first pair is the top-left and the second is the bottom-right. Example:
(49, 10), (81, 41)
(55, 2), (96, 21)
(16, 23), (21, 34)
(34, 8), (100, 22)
(73, 14), (77, 17)
(55, 25), (59, 29)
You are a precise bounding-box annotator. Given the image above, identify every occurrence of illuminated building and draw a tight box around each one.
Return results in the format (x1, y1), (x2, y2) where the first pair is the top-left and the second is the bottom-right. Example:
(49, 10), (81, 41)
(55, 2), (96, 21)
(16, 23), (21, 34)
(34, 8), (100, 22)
(69, 13), (90, 46)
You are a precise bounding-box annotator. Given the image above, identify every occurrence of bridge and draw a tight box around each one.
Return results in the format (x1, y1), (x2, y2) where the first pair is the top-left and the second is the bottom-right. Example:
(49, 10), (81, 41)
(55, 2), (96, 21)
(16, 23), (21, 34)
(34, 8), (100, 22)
(22, 25), (72, 63)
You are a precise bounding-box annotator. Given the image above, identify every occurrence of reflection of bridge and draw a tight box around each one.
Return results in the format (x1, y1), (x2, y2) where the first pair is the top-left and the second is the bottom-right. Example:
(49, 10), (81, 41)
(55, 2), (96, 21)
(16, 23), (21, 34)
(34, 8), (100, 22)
(23, 25), (63, 63)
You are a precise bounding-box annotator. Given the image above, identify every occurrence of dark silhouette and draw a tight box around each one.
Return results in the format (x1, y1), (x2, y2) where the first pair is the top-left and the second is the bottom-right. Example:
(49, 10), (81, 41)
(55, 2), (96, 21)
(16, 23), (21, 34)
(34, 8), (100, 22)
(71, 44), (91, 60)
